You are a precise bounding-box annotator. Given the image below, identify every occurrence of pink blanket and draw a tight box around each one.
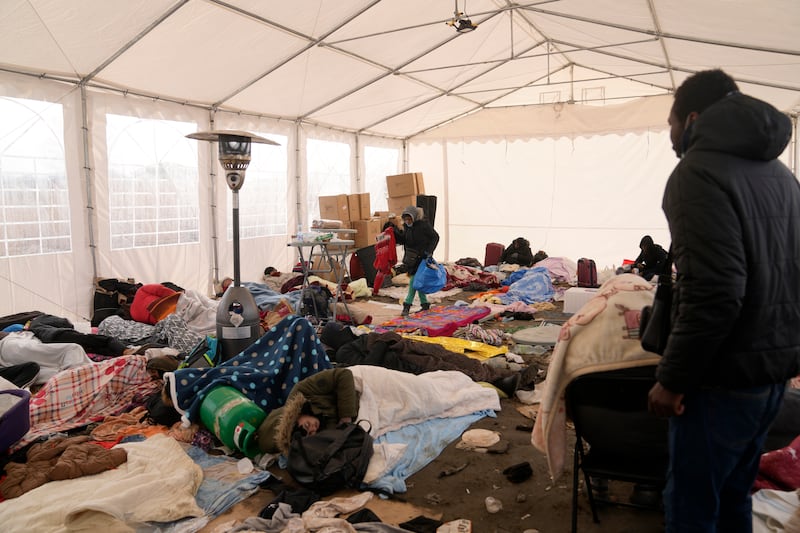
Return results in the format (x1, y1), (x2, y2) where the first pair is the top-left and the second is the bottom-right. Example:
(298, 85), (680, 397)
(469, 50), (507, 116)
(531, 274), (660, 479)
(379, 305), (492, 337)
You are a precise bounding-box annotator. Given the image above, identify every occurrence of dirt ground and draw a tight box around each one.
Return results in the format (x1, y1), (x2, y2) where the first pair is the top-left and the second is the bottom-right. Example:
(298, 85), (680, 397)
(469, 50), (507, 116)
(203, 289), (666, 532)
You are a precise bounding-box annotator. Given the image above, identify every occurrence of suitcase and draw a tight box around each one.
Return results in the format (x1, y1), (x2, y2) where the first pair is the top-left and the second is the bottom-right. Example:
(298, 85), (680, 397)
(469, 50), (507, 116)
(415, 195), (437, 227)
(484, 242), (504, 267)
(577, 257), (598, 288)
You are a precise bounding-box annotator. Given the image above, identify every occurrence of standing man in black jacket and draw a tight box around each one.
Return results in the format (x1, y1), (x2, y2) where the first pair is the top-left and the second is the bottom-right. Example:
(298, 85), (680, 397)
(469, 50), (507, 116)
(648, 69), (800, 531)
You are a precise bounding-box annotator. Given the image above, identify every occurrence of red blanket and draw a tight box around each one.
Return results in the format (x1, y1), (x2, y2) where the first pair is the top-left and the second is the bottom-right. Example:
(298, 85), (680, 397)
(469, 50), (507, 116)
(379, 305), (491, 337)
(754, 435), (800, 491)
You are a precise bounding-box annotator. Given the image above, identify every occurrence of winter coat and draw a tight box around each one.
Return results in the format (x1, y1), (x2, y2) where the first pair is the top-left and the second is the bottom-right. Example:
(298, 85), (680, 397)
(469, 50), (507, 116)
(389, 207), (439, 271)
(500, 238), (535, 267)
(634, 243), (669, 280)
(658, 92), (800, 393)
(256, 368), (359, 454)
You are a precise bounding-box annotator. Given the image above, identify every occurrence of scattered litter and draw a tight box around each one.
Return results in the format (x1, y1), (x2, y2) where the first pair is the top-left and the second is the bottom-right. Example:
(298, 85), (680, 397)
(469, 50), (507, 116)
(236, 457), (254, 474)
(516, 493), (528, 503)
(457, 429), (501, 450)
(439, 462), (469, 478)
(425, 492), (442, 505)
(485, 496), (503, 514)
(437, 519), (472, 532)
(515, 388), (544, 405)
(486, 439), (510, 454)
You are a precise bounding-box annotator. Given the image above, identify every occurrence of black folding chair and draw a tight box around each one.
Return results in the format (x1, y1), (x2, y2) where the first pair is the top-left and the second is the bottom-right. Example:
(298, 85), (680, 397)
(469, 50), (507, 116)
(565, 365), (668, 532)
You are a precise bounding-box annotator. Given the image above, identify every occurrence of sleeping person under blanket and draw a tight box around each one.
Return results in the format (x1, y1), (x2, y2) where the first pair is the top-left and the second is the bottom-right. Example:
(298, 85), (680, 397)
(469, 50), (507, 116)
(320, 323), (526, 397)
(255, 364), (504, 458)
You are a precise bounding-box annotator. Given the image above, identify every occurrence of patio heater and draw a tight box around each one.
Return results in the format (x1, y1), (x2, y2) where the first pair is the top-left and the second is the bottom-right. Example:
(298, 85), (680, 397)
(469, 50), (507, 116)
(187, 130), (278, 361)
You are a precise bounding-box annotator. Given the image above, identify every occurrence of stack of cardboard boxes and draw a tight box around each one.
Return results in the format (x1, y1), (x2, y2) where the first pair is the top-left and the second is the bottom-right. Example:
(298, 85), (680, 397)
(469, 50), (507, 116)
(316, 172), (426, 252)
(318, 192), (379, 250)
(385, 172), (425, 215)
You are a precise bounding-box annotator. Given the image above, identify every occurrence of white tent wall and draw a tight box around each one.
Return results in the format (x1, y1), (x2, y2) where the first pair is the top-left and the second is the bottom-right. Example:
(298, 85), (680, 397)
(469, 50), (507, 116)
(410, 95), (798, 271)
(89, 91), (213, 298)
(0, 72), (91, 325)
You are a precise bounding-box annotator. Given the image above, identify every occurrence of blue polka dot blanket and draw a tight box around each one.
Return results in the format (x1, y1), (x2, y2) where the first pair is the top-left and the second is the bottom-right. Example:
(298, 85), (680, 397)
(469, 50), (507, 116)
(167, 314), (332, 423)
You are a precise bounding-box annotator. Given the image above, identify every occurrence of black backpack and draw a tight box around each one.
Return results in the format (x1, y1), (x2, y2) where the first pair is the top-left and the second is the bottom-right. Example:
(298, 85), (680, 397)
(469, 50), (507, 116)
(286, 421), (374, 495)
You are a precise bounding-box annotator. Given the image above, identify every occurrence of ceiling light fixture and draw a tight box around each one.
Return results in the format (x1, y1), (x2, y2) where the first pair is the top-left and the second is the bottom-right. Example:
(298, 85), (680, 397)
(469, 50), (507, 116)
(446, 0), (477, 33)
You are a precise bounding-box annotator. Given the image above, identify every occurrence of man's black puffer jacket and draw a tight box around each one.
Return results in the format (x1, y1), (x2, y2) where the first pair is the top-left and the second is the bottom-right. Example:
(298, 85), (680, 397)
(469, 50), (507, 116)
(658, 93), (800, 393)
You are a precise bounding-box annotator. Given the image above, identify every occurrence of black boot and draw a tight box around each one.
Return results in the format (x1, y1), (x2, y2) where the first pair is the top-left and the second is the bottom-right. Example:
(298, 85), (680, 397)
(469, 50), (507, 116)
(420, 303), (431, 311)
(401, 303), (412, 317)
(493, 373), (520, 398)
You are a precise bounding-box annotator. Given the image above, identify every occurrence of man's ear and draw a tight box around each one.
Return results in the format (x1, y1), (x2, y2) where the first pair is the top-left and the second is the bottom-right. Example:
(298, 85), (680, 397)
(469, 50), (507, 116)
(684, 111), (699, 130)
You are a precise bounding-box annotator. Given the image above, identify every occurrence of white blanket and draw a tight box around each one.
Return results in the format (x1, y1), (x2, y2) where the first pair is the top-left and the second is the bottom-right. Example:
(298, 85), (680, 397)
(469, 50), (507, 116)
(175, 289), (219, 335)
(0, 331), (92, 384)
(0, 434), (204, 532)
(347, 365), (501, 437)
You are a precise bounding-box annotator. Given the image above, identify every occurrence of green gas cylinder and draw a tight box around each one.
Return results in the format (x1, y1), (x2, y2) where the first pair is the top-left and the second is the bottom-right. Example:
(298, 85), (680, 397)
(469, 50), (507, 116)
(199, 386), (266, 458)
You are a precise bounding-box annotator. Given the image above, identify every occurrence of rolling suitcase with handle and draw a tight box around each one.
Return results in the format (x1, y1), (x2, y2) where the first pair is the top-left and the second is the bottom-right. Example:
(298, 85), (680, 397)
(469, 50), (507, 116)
(577, 257), (598, 288)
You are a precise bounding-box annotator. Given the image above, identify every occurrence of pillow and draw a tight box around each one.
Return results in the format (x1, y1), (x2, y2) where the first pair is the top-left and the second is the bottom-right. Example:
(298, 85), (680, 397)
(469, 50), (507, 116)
(130, 284), (176, 325)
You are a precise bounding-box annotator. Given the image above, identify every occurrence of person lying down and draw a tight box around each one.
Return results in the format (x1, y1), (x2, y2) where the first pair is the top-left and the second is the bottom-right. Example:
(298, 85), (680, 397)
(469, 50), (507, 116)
(320, 322), (531, 397)
(256, 365), (502, 457)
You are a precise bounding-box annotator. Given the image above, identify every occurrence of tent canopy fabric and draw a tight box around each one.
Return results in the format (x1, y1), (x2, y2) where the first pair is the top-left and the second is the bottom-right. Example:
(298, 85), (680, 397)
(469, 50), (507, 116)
(2, 0), (798, 139)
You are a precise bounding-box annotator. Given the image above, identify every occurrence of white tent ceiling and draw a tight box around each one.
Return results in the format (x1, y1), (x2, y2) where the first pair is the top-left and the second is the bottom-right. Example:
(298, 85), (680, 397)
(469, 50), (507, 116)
(2, 0), (798, 140)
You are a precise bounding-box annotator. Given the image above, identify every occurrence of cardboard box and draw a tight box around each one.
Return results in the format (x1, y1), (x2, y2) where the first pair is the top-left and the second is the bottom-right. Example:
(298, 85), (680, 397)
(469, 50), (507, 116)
(347, 193), (371, 221)
(351, 218), (384, 249)
(319, 194), (350, 221)
(357, 193), (371, 220)
(388, 195), (417, 216)
(386, 172), (425, 197)
(311, 256), (343, 283)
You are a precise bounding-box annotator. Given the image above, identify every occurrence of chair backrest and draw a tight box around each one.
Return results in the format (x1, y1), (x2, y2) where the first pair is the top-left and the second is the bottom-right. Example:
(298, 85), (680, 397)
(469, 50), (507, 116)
(566, 366), (668, 464)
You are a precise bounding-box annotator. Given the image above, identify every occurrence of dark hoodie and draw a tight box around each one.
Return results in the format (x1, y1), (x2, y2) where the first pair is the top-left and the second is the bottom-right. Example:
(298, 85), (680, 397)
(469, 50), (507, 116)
(391, 206), (439, 271)
(657, 92), (800, 392)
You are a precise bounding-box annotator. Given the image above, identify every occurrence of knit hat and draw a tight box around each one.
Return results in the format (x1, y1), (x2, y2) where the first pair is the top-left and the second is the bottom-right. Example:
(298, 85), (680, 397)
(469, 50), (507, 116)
(320, 321), (357, 351)
(401, 206), (418, 222)
(256, 392), (307, 455)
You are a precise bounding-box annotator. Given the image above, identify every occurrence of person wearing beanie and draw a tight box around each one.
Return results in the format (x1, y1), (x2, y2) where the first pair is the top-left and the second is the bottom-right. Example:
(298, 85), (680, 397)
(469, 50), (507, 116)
(384, 206), (440, 316)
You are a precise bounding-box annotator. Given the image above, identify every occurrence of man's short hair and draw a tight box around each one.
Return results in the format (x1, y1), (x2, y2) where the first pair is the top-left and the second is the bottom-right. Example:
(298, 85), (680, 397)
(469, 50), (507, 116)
(672, 69), (739, 123)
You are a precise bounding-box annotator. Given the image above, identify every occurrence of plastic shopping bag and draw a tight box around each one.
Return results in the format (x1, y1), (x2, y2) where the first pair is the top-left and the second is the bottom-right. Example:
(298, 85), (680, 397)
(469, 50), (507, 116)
(412, 257), (447, 294)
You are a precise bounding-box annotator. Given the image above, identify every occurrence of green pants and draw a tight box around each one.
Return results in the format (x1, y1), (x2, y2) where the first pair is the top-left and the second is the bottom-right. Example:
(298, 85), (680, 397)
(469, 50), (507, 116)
(404, 276), (429, 305)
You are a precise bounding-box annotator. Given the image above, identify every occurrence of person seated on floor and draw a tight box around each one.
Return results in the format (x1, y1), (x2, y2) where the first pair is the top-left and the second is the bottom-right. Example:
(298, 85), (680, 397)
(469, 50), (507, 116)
(629, 235), (668, 281)
(319, 322), (526, 397)
(500, 237), (535, 267)
(383, 206), (440, 317)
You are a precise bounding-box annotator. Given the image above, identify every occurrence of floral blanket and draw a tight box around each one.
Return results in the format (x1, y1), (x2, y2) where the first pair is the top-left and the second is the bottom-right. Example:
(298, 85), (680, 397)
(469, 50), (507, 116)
(379, 305), (492, 337)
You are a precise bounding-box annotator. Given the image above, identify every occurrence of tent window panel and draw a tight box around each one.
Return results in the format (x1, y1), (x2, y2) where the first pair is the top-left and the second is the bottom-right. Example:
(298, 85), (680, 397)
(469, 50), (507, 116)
(306, 138), (351, 228)
(364, 146), (400, 212)
(0, 96), (71, 258)
(226, 134), (289, 241)
(106, 114), (199, 250)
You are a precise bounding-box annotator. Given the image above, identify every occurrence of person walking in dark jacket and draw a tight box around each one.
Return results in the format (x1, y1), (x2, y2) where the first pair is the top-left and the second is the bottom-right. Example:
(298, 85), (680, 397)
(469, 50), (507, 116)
(647, 69), (800, 531)
(386, 206), (439, 316)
